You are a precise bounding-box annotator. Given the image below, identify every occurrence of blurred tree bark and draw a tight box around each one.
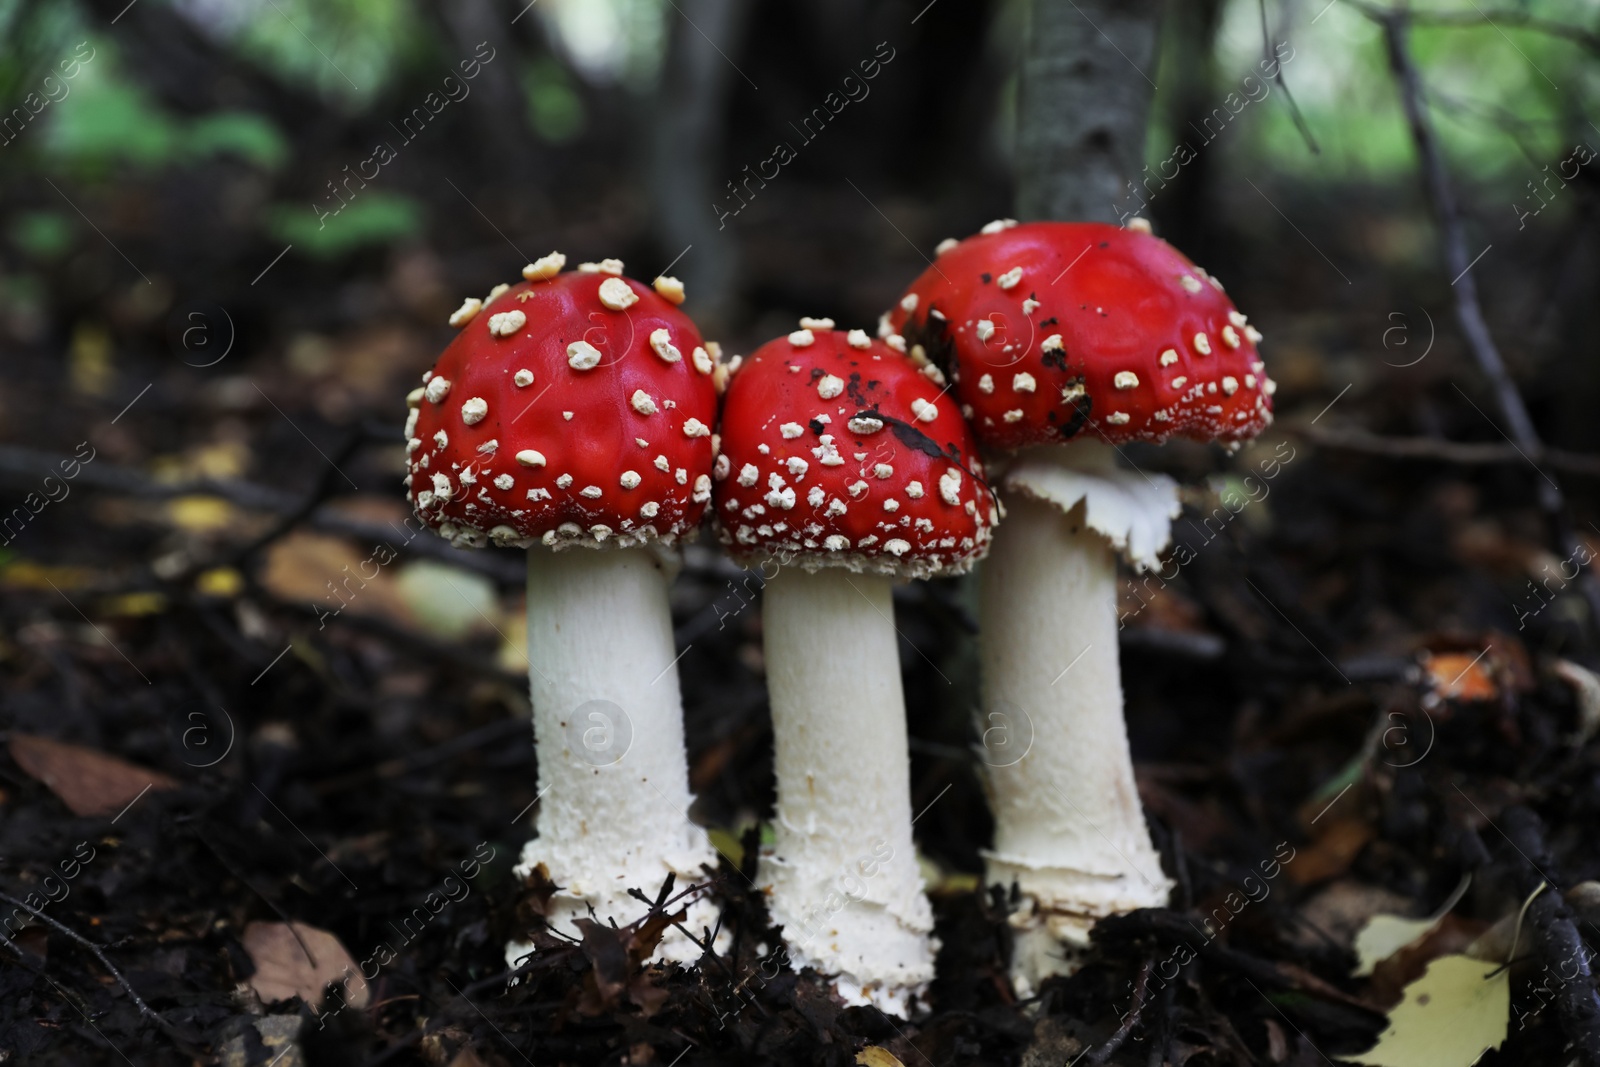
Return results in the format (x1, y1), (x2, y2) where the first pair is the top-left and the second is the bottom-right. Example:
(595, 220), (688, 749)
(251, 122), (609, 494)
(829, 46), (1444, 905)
(1014, 0), (1162, 223)
(649, 0), (751, 332)
(1153, 0), (1225, 255)
(436, 0), (540, 182)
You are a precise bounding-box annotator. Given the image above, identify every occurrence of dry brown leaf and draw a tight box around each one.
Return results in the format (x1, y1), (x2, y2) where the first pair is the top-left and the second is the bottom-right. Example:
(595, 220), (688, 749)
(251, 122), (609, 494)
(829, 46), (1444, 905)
(1292, 880), (1413, 953)
(9, 735), (178, 817)
(857, 1048), (907, 1067)
(1287, 818), (1374, 886)
(260, 530), (410, 622)
(242, 921), (369, 1009)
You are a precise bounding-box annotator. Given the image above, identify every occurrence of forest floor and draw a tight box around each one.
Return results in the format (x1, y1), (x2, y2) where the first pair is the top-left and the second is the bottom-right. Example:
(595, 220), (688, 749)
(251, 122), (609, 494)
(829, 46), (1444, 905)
(2, 167), (1599, 1066)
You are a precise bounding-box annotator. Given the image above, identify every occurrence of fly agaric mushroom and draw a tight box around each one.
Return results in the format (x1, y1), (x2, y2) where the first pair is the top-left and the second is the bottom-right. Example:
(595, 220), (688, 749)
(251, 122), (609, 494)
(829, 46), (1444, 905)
(712, 321), (999, 1014)
(407, 256), (721, 965)
(887, 220), (1274, 992)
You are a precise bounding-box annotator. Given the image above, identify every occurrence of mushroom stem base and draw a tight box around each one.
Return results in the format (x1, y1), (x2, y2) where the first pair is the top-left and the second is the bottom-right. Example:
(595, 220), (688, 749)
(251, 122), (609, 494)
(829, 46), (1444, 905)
(760, 567), (936, 1016)
(508, 546), (719, 968)
(978, 490), (1172, 996)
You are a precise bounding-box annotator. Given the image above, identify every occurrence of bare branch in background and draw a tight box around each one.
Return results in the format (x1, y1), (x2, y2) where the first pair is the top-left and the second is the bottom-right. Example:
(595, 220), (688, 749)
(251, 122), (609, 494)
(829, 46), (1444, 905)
(1374, 8), (1600, 631)
(1405, 9), (1600, 56)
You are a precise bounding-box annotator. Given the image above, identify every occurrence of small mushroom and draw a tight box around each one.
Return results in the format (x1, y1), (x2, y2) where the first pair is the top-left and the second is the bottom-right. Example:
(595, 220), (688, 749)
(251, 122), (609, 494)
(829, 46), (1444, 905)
(886, 221), (1274, 993)
(411, 259), (721, 966)
(712, 323), (999, 1015)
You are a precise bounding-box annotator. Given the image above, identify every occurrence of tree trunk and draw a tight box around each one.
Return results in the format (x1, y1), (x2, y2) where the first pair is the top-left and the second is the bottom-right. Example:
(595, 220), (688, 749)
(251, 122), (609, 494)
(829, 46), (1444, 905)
(1014, 0), (1163, 223)
(649, 0), (749, 333)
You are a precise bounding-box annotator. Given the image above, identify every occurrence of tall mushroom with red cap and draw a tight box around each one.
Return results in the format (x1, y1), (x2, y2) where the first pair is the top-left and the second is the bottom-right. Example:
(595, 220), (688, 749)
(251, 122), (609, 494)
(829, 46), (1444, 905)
(886, 219), (1275, 992)
(406, 255), (721, 964)
(713, 320), (998, 1013)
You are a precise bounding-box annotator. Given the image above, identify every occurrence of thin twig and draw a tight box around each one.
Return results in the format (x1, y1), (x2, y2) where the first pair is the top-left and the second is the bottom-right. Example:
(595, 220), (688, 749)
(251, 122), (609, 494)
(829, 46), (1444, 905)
(0, 890), (197, 1046)
(227, 424), (369, 567)
(1090, 957), (1154, 1064)
(1372, 7), (1600, 630)
(1256, 0), (1318, 154)
(1297, 425), (1600, 476)
(0, 444), (524, 586)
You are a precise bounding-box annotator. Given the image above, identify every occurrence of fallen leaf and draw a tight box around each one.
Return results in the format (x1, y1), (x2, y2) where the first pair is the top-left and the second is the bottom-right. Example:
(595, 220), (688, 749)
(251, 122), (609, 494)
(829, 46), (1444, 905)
(0, 561), (96, 591)
(1288, 818), (1374, 886)
(9, 735), (178, 817)
(394, 561), (498, 640)
(1355, 916), (1441, 978)
(1293, 881), (1413, 953)
(166, 494), (238, 533)
(241, 921), (369, 1009)
(98, 592), (167, 617)
(1339, 955), (1508, 1067)
(69, 322), (113, 397)
(857, 1048), (906, 1067)
(195, 567), (245, 598)
(260, 531), (410, 622)
(1353, 877), (1472, 977)
(1369, 914), (1489, 1009)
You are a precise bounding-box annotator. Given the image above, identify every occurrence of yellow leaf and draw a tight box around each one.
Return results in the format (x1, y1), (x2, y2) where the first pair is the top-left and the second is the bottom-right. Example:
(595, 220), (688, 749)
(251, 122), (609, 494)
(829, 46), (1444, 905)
(100, 591), (167, 617)
(856, 1048), (906, 1067)
(1354, 915), (1440, 977)
(167, 495), (237, 532)
(70, 322), (113, 397)
(1340, 955), (1508, 1067)
(1353, 875), (1472, 976)
(195, 567), (244, 598)
(0, 560), (95, 590)
(394, 560), (497, 640)
(188, 440), (250, 480)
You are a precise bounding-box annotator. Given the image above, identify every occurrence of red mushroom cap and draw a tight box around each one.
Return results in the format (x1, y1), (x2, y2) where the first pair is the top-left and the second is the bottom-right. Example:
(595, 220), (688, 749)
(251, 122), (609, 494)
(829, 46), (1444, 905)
(406, 262), (718, 549)
(712, 323), (998, 578)
(886, 220), (1274, 451)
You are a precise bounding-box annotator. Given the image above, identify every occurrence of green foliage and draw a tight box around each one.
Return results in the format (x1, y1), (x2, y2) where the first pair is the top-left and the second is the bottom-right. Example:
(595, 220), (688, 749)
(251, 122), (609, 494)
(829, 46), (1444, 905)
(1201, 0), (1598, 190)
(8, 211), (71, 259)
(185, 112), (291, 170)
(0, 0), (86, 104)
(226, 0), (430, 110)
(267, 192), (425, 259)
(44, 44), (288, 172)
(523, 57), (585, 143)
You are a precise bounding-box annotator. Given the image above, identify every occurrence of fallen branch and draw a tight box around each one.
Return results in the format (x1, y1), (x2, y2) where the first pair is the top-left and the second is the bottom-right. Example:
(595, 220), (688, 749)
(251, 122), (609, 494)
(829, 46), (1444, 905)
(1088, 957), (1153, 1065)
(0, 890), (200, 1049)
(1498, 807), (1600, 1066)
(1296, 426), (1600, 477)
(0, 444), (524, 586)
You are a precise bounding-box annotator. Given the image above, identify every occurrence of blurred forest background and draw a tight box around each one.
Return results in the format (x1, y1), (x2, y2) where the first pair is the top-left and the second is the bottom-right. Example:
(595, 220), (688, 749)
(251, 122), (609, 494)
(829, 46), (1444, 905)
(2, 0), (1600, 1064)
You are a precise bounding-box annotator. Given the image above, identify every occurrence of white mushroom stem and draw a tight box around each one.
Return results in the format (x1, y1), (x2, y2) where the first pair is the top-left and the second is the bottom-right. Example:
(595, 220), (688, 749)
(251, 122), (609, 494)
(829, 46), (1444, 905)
(978, 441), (1177, 996)
(760, 566), (936, 1016)
(508, 546), (719, 967)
